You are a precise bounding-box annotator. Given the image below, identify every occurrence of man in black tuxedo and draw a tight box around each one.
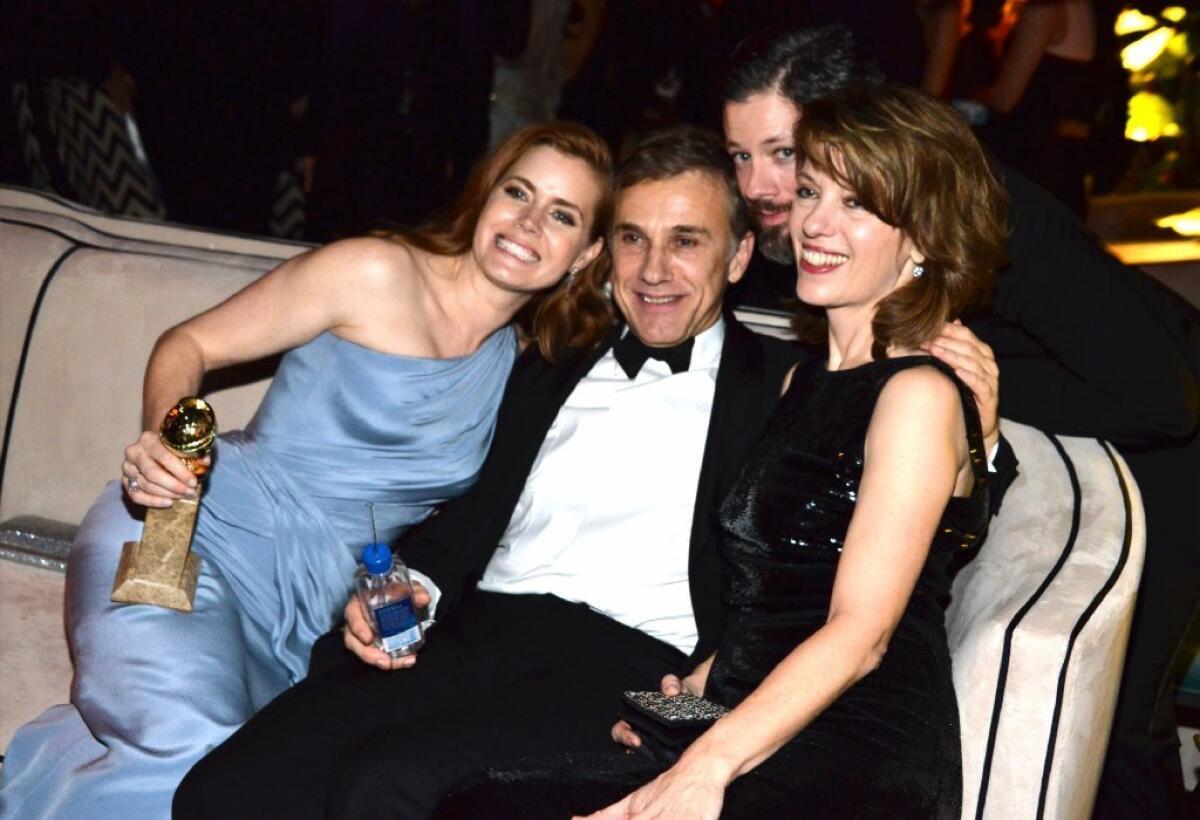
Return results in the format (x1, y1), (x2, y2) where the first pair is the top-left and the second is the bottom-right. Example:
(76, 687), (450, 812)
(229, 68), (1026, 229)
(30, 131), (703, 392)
(719, 26), (1200, 818)
(175, 126), (1002, 819)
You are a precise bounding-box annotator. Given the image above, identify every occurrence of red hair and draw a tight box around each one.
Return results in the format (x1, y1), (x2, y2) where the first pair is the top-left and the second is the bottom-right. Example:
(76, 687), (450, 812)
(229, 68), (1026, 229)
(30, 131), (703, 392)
(382, 122), (616, 364)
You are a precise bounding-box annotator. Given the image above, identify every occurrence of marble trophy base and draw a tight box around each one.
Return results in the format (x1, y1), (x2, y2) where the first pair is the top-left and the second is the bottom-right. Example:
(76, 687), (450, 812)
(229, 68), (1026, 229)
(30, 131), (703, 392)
(111, 496), (203, 612)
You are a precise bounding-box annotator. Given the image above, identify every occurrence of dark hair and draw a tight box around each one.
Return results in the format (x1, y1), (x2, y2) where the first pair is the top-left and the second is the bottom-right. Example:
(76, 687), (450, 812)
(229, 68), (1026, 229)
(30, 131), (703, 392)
(616, 125), (750, 246)
(723, 25), (883, 108)
(384, 122), (616, 364)
(792, 84), (1008, 358)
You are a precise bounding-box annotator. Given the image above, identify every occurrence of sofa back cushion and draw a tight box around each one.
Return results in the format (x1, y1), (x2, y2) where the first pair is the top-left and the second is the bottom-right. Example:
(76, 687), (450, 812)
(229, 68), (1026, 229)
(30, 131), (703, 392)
(1, 188), (307, 525)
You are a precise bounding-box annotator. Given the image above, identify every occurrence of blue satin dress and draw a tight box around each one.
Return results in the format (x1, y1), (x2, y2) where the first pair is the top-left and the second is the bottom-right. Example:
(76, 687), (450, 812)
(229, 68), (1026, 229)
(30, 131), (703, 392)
(0, 328), (517, 819)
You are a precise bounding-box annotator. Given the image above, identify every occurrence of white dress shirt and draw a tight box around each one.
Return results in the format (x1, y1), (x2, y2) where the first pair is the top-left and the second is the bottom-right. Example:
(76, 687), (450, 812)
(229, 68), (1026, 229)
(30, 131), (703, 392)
(475, 320), (727, 656)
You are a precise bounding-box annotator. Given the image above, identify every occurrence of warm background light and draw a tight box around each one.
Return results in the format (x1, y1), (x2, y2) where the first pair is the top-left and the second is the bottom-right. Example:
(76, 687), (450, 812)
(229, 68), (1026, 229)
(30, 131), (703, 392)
(1161, 6), (1187, 24)
(1126, 90), (1178, 141)
(1121, 26), (1176, 71)
(1115, 8), (1157, 35)
(1156, 208), (1200, 238)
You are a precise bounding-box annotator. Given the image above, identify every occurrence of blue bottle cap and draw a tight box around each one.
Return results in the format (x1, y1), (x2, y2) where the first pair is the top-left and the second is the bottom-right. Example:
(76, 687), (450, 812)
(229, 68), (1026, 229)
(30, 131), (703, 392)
(361, 542), (393, 575)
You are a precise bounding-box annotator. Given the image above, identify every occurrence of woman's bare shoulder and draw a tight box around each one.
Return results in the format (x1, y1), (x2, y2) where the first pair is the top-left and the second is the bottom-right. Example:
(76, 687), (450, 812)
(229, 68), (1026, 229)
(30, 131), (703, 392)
(878, 364), (961, 415)
(300, 236), (427, 294)
(311, 235), (415, 271)
(868, 364), (966, 455)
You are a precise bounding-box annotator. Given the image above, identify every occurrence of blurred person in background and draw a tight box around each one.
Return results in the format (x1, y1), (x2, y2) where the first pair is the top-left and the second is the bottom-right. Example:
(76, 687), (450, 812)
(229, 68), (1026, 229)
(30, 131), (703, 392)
(960, 0), (1102, 215)
(299, 0), (530, 240)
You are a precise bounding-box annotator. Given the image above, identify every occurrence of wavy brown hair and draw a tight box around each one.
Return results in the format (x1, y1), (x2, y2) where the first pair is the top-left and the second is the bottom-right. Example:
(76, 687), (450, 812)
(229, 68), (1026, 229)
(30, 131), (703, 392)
(381, 122), (615, 364)
(792, 84), (1008, 359)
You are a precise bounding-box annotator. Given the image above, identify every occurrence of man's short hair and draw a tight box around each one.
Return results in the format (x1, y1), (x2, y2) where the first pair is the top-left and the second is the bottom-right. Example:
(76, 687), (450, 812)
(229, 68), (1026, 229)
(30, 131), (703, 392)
(722, 25), (883, 108)
(616, 125), (750, 244)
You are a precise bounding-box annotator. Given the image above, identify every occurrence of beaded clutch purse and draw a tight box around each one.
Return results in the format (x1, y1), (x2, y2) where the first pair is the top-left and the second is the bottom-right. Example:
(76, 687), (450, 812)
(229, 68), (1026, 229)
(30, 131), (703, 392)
(619, 691), (729, 764)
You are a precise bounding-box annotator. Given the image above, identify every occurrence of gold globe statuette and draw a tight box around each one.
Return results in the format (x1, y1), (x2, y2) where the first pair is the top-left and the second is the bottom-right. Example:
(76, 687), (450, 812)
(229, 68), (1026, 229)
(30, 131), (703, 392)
(111, 397), (217, 612)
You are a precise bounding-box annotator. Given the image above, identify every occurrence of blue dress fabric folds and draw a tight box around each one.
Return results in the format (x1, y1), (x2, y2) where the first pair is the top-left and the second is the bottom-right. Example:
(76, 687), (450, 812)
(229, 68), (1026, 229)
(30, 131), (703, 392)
(0, 328), (517, 819)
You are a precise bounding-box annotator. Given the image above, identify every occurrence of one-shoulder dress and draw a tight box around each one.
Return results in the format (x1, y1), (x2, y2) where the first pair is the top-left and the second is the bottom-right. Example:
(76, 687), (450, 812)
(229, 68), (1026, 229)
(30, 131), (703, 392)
(0, 328), (517, 820)
(435, 355), (989, 820)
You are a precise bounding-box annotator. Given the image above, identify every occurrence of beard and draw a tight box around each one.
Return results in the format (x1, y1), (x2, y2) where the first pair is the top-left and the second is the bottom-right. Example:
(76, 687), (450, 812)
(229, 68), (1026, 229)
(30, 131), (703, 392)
(749, 199), (794, 265)
(756, 222), (794, 265)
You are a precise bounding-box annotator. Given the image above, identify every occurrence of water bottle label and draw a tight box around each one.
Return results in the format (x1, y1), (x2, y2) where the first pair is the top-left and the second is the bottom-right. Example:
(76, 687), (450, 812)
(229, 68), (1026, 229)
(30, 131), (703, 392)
(374, 597), (418, 640)
(379, 624), (422, 653)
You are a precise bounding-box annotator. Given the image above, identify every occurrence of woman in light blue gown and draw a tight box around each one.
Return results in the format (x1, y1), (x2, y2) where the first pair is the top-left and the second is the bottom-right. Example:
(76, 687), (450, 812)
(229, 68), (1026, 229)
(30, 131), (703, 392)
(0, 122), (616, 820)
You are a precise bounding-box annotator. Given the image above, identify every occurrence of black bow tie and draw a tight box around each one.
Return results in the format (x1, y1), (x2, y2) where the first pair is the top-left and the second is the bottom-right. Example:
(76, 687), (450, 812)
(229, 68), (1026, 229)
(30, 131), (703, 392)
(613, 333), (694, 379)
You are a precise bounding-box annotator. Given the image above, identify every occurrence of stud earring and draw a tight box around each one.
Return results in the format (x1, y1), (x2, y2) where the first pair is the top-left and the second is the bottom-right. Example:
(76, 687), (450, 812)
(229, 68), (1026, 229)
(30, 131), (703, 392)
(912, 264), (925, 279)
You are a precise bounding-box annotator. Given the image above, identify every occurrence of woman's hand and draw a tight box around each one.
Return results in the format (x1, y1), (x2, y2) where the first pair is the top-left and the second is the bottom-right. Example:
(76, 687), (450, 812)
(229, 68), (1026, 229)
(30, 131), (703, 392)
(923, 320), (1001, 451)
(578, 756), (729, 820)
(121, 431), (207, 508)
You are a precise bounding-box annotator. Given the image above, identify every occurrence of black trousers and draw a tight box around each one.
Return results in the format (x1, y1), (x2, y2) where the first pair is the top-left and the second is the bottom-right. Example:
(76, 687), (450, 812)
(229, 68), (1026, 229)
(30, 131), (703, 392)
(1094, 439), (1200, 819)
(173, 591), (684, 819)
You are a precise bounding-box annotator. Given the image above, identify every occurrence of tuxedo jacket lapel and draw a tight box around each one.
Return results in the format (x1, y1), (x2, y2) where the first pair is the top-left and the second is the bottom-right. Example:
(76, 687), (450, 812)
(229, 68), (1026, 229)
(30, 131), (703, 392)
(508, 355), (595, 464)
(487, 329), (619, 526)
(400, 329), (617, 610)
(686, 316), (777, 660)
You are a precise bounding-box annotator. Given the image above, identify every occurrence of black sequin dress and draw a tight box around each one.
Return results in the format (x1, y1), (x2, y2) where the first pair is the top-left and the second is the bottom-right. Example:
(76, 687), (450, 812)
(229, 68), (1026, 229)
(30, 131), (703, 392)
(435, 355), (990, 820)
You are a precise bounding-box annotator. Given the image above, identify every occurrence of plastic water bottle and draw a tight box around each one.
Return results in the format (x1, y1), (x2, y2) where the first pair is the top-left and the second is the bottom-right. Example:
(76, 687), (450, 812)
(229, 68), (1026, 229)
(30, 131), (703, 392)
(356, 542), (425, 657)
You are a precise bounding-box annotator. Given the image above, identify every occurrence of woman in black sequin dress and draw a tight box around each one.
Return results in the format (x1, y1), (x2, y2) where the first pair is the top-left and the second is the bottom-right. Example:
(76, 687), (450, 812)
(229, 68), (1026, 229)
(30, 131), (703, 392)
(435, 84), (1009, 820)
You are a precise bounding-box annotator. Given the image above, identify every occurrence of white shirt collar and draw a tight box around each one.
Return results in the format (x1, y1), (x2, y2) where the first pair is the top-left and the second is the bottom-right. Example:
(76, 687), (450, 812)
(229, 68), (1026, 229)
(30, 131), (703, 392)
(690, 317), (725, 372)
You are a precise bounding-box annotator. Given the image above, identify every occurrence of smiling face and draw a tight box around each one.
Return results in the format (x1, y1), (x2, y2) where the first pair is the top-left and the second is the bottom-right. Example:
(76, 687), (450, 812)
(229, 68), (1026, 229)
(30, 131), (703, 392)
(472, 144), (604, 293)
(723, 92), (801, 265)
(790, 160), (922, 316)
(610, 171), (753, 347)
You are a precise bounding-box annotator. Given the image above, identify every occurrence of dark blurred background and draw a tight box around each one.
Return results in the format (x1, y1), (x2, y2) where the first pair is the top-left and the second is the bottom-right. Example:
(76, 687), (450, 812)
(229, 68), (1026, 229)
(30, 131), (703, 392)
(2, 0), (1195, 247)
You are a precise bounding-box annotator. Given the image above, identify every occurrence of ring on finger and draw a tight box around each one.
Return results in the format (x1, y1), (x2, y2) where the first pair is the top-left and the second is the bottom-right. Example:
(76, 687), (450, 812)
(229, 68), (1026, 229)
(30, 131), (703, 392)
(128, 474), (141, 494)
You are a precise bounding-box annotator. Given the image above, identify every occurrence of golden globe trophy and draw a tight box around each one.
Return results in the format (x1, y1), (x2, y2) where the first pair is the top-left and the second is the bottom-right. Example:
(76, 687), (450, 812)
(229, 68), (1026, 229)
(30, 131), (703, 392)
(111, 397), (217, 612)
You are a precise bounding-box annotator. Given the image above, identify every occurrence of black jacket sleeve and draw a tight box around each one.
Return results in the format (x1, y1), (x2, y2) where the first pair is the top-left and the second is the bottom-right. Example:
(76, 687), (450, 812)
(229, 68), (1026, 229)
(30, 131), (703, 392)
(974, 168), (1200, 444)
(395, 482), (494, 620)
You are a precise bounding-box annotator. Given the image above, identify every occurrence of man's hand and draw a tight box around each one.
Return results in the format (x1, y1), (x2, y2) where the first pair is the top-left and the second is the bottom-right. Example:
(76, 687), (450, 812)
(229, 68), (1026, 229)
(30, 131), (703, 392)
(342, 582), (430, 671)
(923, 320), (1001, 452)
(612, 658), (712, 748)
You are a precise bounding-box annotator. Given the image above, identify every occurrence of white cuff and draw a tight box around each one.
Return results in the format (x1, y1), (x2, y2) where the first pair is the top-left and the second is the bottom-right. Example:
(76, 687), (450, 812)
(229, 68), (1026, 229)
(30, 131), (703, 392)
(987, 441), (999, 474)
(408, 568), (441, 628)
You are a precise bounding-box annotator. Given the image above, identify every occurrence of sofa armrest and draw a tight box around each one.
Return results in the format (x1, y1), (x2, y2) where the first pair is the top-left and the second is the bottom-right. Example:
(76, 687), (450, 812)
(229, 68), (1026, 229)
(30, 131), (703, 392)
(948, 420), (1145, 820)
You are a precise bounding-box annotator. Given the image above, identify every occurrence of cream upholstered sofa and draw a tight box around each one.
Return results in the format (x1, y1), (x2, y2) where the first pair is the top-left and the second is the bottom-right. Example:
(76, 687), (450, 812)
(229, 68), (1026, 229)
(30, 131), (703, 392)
(948, 425), (1144, 819)
(0, 186), (1144, 818)
(0, 186), (304, 536)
